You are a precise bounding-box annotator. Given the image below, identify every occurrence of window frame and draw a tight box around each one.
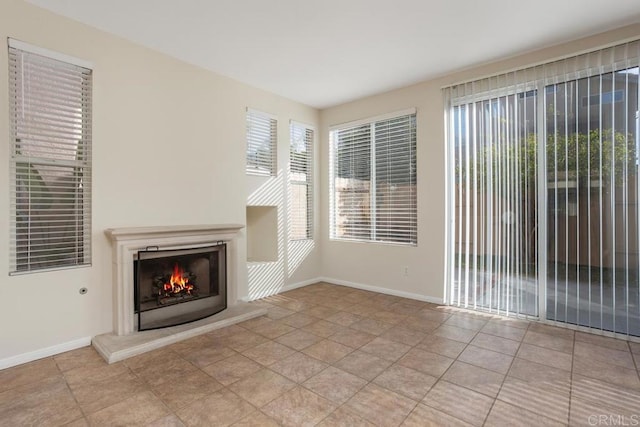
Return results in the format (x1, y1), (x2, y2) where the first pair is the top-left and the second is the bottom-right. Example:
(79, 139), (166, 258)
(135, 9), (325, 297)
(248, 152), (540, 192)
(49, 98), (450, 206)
(8, 39), (93, 274)
(289, 121), (314, 241)
(246, 108), (277, 176)
(329, 108), (417, 246)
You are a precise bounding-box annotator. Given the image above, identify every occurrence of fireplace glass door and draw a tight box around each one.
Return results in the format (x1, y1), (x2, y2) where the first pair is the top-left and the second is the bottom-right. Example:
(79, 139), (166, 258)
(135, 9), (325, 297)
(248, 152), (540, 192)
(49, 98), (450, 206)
(135, 244), (226, 331)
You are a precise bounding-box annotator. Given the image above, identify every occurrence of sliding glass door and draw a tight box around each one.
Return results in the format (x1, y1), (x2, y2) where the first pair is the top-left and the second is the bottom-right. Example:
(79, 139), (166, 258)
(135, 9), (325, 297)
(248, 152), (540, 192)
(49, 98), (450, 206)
(545, 67), (639, 335)
(446, 40), (640, 337)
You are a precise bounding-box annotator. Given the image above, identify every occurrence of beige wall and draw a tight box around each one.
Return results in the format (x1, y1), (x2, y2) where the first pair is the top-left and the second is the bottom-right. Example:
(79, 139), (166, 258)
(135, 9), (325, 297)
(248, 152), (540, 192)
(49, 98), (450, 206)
(319, 23), (640, 303)
(0, 0), (320, 364)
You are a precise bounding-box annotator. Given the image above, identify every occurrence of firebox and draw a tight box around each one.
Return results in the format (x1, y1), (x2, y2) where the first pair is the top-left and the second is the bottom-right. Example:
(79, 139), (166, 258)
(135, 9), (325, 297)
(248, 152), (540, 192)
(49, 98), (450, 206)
(134, 244), (226, 331)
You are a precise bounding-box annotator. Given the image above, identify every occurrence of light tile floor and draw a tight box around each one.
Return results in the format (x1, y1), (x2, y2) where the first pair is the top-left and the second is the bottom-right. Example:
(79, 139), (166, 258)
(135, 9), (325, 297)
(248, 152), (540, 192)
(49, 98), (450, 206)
(1, 282), (640, 426)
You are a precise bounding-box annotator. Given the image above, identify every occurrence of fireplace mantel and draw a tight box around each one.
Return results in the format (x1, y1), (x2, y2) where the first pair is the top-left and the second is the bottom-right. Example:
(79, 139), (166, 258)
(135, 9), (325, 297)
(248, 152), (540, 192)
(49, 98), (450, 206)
(105, 224), (244, 335)
(105, 224), (244, 240)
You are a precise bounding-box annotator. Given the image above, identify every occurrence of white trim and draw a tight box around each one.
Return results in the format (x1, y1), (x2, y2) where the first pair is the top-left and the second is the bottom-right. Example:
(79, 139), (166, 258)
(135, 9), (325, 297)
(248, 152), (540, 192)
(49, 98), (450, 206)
(240, 277), (318, 302)
(289, 119), (316, 131)
(0, 336), (91, 370)
(536, 81), (547, 322)
(318, 277), (444, 305)
(241, 276), (445, 305)
(246, 107), (278, 121)
(329, 107), (417, 131)
(443, 90), (453, 305)
(8, 38), (93, 69)
(327, 236), (417, 248)
(282, 277), (319, 292)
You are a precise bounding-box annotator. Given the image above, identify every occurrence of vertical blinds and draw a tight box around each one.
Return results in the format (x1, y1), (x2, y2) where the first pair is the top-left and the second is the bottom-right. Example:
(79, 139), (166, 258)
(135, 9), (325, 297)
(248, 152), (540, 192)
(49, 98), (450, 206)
(246, 108), (277, 176)
(543, 41), (640, 335)
(445, 80), (539, 317)
(330, 110), (417, 245)
(445, 39), (640, 337)
(289, 121), (313, 240)
(8, 42), (92, 273)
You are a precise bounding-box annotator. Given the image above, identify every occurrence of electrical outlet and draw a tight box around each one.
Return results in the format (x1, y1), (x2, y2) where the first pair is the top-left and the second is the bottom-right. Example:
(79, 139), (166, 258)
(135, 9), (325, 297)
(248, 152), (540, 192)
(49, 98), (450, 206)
(402, 266), (409, 277)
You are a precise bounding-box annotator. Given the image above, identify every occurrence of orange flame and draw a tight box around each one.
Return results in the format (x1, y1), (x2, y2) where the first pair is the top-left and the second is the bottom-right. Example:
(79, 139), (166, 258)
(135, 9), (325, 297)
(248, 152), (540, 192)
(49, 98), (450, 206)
(164, 264), (194, 295)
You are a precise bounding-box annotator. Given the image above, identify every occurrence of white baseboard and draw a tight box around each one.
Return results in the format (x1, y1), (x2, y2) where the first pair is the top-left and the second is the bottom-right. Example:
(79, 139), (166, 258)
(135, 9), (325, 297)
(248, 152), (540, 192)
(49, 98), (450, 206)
(240, 276), (444, 306)
(240, 277), (321, 302)
(0, 336), (92, 370)
(318, 276), (444, 305)
(281, 277), (321, 292)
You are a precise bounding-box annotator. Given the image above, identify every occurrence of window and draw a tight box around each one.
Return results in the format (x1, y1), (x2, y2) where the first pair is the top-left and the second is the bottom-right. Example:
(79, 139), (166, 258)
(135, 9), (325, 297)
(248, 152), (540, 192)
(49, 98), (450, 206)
(289, 121), (313, 240)
(330, 109), (417, 245)
(8, 40), (92, 273)
(246, 108), (277, 176)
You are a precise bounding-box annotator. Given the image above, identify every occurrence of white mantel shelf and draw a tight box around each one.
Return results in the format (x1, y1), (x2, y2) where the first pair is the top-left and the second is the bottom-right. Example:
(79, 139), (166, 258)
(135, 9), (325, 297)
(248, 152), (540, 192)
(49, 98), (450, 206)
(103, 223), (245, 337)
(105, 224), (244, 240)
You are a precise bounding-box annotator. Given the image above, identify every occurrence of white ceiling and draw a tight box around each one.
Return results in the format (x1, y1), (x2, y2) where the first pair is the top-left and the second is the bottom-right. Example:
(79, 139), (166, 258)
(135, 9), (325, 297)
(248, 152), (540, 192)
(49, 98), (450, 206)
(26, 0), (640, 109)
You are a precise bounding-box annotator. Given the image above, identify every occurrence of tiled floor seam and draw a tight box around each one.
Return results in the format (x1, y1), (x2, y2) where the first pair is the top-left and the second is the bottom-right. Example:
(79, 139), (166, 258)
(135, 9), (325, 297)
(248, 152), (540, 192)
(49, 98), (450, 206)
(59, 367), (89, 426)
(396, 398), (419, 427)
(145, 386), (175, 425)
(418, 326), (478, 426)
(223, 386), (263, 423)
(300, 374), (370, 426)
(566, 329), (578, 426)
(480, 322), (530, 427)
(630, 340), (640, 373)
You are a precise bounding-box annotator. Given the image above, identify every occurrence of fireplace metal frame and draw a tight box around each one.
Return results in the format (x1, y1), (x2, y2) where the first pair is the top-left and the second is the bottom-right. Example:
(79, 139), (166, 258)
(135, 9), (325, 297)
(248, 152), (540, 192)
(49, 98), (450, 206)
(134, 243), (227, 331)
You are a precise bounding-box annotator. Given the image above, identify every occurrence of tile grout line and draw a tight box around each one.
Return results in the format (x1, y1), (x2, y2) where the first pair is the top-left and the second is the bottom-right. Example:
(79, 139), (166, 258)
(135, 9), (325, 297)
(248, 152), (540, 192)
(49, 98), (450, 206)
(210, 292), (532, 424)
(272, 303), (410, 425)
(567, 329), (577, 427)
(55, 356), (91, 425)
(479, 321), (533, 427)
(278, 306), (451, 425)
(416, 319), (484, 425)
(240, 310), (359, 423)
(324, 312), (451, 426)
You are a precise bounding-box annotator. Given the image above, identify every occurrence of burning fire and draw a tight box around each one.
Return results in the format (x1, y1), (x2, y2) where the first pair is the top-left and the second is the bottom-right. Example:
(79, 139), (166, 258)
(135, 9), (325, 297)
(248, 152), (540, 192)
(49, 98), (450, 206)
(162, 264), (195, 295)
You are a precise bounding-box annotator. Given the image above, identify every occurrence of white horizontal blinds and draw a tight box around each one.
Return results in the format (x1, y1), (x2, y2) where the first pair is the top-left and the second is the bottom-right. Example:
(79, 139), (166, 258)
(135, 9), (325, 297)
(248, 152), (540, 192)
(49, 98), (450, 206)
(330, 110), (417, 245)
(445, 69), (540, 317)
(246, 109), (277, 176)
(545, 40), (640, 336)
(8, 44), (92, 273)
(374, 114), (417, 244)
(289, 122), (313, 240)
(330, 124), (372, 241)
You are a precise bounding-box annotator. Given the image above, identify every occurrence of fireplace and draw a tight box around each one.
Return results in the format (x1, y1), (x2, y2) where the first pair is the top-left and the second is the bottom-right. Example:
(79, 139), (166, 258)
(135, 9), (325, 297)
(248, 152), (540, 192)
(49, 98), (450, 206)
(134, 244), (226, 330)
(97, 225), (268, 364)
(104, 224), (242, 336)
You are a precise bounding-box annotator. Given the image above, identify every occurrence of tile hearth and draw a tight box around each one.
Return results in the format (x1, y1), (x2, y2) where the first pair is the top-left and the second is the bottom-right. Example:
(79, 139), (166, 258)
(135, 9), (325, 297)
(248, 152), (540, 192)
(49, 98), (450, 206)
(92, 301), (267, 364)
(1, 282), (640, 426)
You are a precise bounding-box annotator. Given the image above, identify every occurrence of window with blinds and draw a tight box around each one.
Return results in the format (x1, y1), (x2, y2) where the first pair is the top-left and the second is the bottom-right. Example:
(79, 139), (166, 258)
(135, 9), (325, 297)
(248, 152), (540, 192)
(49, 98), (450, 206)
(289, 122), (313, 240)
(329, 109), (417, 245)
(8, 40), (92, 274)
(246, 108), (277, 176)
